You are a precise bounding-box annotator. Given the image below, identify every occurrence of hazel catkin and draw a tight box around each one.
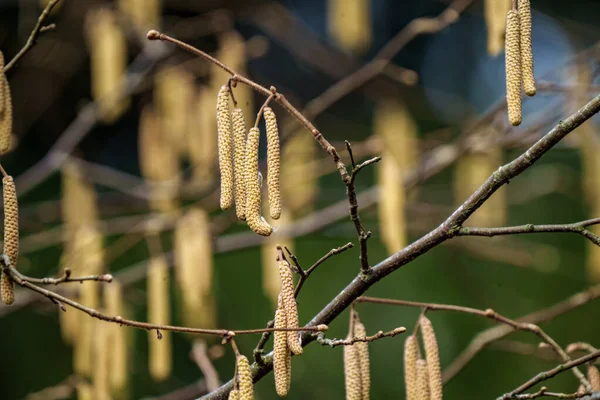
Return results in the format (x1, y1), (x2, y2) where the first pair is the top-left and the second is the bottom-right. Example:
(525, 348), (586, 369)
(505, 9), (522, 126)
(344, 333), (362, 400)
(228, 390), (241, 400)
(354, 321), (370, 400)
(232, 108), (247, 221)
(273, 297), (291, 397)
(404, 335), (419, 400)
(519, 0), (536, 96)
(217, 85), (234, 210)
(416, 359), (430, 400)
(236, 355), (254, 400)
(245, 127), (273, 236)
(420, 316), (443, 400)
(588, 365), (600, 391)
(278, 259), (302, 355)
(1, 176), (18, 305)
(263, 107), (281, 220)
(0, 52), (13, 155)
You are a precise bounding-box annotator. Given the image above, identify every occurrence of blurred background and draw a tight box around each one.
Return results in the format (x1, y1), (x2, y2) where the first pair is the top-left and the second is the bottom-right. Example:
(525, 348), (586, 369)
(1, 0), (600, 399)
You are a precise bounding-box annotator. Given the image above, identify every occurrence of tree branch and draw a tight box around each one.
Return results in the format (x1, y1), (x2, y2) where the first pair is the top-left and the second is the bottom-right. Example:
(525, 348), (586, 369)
(316, 326), (406, 347)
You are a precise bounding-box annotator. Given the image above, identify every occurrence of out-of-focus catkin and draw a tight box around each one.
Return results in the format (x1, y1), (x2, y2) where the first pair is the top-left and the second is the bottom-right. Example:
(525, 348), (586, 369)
(232, 108), (247, 221)
(245, 127), (273, 236)
(93, 320), (111, 400)
(190, 85), (218, 188)
(505, 9), (522, 126)
(105, 281), (130, 393)
(588, 365), (600, 391)
(377, 151), (407, 256)
(217, 85), (234, 210)
(1, 176), (18, 305)
(118, 0), (161, 32)
(278, 258), (302, 355)
(147, 256), (172, 381)
(263, 107), (281, 220)
(344, 333), (362, 400)
(354, 321), (370, 400)
(404, 335), (419, 400)
(420, 317), (443, 400)
(273, 297), (291, 397)
(0, 52), (13, 154)
(518, 0), (536, 96)
(281, 132), (318, 217)
(261, 212), (293, 305)
(61, 162), (99, 247)
(416, 359), (430, 400)
(86, 8), (129, 123)
(328, 0), (372, 54)
(174, 208), (216, 331)
(484, 0), (512, 56)
(77, 383), (94, 400)
(237, 355), (254, 400)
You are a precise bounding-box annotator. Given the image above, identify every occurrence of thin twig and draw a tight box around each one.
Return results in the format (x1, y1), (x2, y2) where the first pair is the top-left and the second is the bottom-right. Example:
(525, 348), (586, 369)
(508, 387), (592, 399)
(3, 0), (63, 73)
(13, 268), (113, 285)
(191, 340), (221, 393)
(254, 89), (276, 129)
(316, 327), (406, 348)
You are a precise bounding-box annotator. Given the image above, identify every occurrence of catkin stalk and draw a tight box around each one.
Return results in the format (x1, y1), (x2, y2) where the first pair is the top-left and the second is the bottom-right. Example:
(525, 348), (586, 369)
(404, 335), (419, 400)
(273, 296), (291, 397)
(217, 85), (234, 210)
(518, 0), (536, 96)
(420, 317), (443, 400)
(505, 9), (522, 126)
(245, 127), (273, 236)
(354, 321), (370, 400)
(416, 359), (430, 400)
(1, 176), (18, 305)
(147, 256), (172, 381)
(0, 52), (13, 154)
(278, 259), (302, 355)
(263, 107), (281, 220)
(232, 108), (248, 220)
(237, 355), (254, 400)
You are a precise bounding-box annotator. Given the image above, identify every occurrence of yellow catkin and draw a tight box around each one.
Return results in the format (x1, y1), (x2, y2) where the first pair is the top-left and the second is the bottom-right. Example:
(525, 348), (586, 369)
(273, 297), (291, 397)
(237, 355), (254, 400)
(281, 132), (319, 218)
(377, 151), (407, 256)
(228, 390), (241, 400)
(420, 317), (443, 400)
(589, 365), (600, 391)
(261, 211), (293, 305)
(217, 85), (234, 210)
(105, 281), (129, 393)
(263, 107), (281, 220)
(354, 321), (370, 400)
(93, 320), (111, 400)
(74, 282), (99, 377)
(61, 162), (99, 242)
(404, 335), (419, 400)
(76, 383), (94, 400)
(0, 52), (13, 154)
(1, 176), (18, 305)
(416, 359), (430, 400)
(190, 85), (218, 187)
(344, 333), (362, 400)
(155, 65), (195, 158)
(484, 0), (512, 56)
(328, 0), (372, 54)
(232, 108), (248, 221)
(278, 259), (302, 355)
(174, 208), (216, 330)
(86, 8), (129, 123)
(518, 0), (536, 96)
(147, 256), (172, 381)
(245, 127), (273, 236)
(505, 9), (522, 126)
(118, 0), (161, 32)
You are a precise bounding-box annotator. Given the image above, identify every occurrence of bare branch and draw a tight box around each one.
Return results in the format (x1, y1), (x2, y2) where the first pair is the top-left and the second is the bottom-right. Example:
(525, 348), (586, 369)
(294, 242), (353, 298)
(316, 327), (406, 347)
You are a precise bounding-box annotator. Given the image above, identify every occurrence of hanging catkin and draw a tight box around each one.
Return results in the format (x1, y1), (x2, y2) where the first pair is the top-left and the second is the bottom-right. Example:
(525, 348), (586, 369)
(61, 162), (99, 246)
(416, 359), (430, 400)
(93, 320), (111, 400)
(278, 258), (302, 355)
(147, 256), (172, 381)
(281, 132), (318, 218)
(118, 0), (161, 32)
(174, 208), (216, 331)
(0, 52), (13, 154)
(76, 383), (94, 400)
(237, 355), (254, 400)
(190, 85), (218, 187)
(484, 0), (512, 56)
(245, 127), (273, 236)
(328, 0), (372, 54)
(261, 211), (293, 305)
(404, 335), (419, 400)
(105, 281), (129, 393)
(1, 176), (18, 305)
(589, 365), (600, 391)
(232, 108), (248, 220)
(505, 9), (522, 126)
(377, 151), (407, 256)
(228, 390), (241, 400)
(344, 330), (362, 400)
(217, 85), (234, 210)
(420, 317), (443, 400)
(518, 0), (536, 96)
(354, 321), (370, 400)
(86, 8), (129, 123)
(263, 107), (281, 220)
(273, 296), (291, 397)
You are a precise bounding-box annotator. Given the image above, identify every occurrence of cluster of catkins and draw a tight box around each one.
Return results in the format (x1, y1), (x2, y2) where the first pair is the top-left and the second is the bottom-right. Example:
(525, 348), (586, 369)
(0, 51), (19, 306)
(217, 85), (281, 236)
(505, 0), (536, 126)
(403, 317), (443, 400)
